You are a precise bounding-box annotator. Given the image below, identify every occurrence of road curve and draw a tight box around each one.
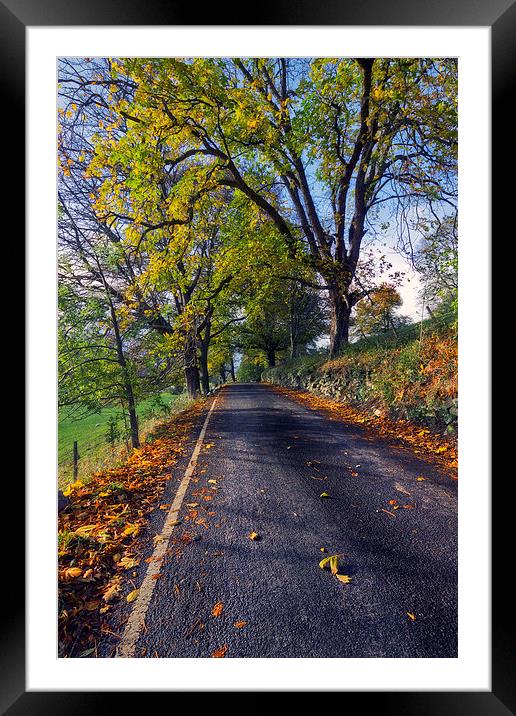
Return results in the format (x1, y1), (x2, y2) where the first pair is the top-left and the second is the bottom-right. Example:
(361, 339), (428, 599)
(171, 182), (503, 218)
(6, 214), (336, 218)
(116, 382), (457, 658)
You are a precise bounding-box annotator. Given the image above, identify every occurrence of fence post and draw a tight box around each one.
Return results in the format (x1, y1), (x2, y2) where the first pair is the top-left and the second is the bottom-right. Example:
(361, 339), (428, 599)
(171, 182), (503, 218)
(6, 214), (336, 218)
(73, 441), (79, 481)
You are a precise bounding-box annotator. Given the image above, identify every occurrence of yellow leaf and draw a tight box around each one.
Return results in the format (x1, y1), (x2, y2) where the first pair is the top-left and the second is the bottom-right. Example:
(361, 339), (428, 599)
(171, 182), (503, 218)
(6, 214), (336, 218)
(126, 589), (139, 603)
(335, 574), (352, 584)
(62, 480), (83, 497)
(65, 567), (82, 579)
(123, 524), (140, 537)
(103, 583), (120, 602)
(74, 525), (97, 537)
(249, 531), (259, 541)
(407, 612), (416, 621)
(319, 492), (330, 498)
(119, 557), (139, 570)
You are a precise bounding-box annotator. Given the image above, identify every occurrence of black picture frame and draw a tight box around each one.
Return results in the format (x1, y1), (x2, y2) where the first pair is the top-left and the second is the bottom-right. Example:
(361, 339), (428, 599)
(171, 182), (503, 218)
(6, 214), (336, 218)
(9, 0), (506, 711)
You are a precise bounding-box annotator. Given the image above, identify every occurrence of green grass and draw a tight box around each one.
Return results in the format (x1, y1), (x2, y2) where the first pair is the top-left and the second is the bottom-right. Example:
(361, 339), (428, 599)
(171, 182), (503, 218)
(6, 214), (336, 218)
(58, 392), (177, 464)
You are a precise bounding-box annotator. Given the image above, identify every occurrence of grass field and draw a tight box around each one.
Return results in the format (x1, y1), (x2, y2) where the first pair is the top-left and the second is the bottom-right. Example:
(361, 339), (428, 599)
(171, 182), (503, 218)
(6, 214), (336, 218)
(58, 392), (183, 486)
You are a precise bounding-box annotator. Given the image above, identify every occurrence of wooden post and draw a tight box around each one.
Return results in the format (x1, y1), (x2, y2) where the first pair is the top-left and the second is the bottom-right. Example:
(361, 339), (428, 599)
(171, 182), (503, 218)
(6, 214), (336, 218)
(73, 441), (79, 481)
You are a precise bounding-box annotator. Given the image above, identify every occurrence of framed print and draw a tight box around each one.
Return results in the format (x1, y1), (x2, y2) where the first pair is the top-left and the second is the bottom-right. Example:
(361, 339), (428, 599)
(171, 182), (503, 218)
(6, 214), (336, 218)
(6, 0), (510, 711)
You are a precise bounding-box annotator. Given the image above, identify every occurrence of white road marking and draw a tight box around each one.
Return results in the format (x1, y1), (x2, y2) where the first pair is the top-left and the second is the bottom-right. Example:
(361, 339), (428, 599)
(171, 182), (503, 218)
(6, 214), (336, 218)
(117, 396), (219, 658)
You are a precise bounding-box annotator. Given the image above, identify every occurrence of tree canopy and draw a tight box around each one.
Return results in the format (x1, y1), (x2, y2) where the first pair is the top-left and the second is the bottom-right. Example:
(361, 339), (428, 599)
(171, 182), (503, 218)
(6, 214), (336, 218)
(58, 56), (457, 420)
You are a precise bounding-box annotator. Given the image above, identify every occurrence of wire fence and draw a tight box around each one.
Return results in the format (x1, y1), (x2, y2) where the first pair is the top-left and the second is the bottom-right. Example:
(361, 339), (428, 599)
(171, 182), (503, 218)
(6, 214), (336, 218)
(58, 393), (192, 487)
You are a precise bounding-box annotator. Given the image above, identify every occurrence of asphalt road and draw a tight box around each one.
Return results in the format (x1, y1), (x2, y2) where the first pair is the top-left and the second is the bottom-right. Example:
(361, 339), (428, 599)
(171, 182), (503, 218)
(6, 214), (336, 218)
(116, 382), (457, 658)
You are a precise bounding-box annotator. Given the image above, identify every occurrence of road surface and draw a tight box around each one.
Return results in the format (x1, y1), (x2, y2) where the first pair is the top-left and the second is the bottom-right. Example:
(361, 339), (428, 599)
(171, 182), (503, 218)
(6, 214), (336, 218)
(111, 383), (457, 658)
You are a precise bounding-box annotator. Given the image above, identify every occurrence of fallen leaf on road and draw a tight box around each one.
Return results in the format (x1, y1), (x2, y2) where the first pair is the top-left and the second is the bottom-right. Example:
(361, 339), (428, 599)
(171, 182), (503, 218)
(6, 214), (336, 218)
(403, 504), (416, 509)
(159, 504), (171, 510)
(395, 483), (412, 496)
(211, 644), (228, 658)
(416, 477), (427, 482)
(212, 601), (224, 617)
(320, 492), (330, 498)
(388, 499), (398, 505)
(381, 509), (396, 518)
(126, 589), (139, 603)
(151, 573), (163, 580)
(407, 612), (417, 621)
(234, 620), (247, 629)
(320, 547), (326, 552)
(335, 574), (352, 584)
(204, 443), (215, 449)
(186, 502), (199, 508)
(319, 554), (340, 575)
(249, 531), (260, 541)
(208, 479), (217, 485)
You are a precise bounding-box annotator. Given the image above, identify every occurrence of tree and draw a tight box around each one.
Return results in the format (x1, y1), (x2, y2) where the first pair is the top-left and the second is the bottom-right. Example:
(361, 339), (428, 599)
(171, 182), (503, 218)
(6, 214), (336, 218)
(108, 57), (456, 356)
(58, 281), (141, 448)
(414, 216), (458, 321)
(58, 59), (243, 398)
(353, 283), (404, 337)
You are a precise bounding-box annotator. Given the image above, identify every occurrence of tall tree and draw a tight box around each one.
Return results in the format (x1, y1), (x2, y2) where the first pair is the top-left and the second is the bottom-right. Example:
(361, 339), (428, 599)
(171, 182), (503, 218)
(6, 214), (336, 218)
(353, 282), (404, 337)
(108, 57), (456, 356)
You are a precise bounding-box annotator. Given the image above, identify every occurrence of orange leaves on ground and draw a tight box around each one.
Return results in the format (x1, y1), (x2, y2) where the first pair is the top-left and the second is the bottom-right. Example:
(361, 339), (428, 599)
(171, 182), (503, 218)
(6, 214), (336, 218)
(234, 620), (247, 629)
(270, 385), (457, 477)
(249, 531), (260, 541)
(211, 644), (228, 658)
(58, 401), (205, 658)
(211, 601), (224, 618)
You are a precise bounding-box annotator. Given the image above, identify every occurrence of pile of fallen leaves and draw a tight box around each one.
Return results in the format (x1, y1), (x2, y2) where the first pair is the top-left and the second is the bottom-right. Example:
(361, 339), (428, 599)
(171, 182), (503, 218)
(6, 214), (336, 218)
(58, 400), (205, 658)
(270, 385), (457, 476)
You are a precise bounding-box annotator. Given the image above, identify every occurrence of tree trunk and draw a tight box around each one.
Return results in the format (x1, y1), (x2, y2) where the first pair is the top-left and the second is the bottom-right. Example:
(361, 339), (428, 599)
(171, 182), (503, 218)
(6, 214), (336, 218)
(198, 308), (213, 395)
(125, 382), (140, 449)
(184, 336), (201, 399)
(329, 289), (351, 358)
(199, 341), (210, 395)
(229, 355), (236, 382)
(185, 365), (201, 399)
(99, 266), (140, 448)
(266, 347), (276, 367)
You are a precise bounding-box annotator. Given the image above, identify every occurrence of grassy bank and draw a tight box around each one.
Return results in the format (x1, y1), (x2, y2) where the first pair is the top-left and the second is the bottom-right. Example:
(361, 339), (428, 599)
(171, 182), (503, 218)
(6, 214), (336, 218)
(58, 392), (191, 487)
(263, 318), (458, 435)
